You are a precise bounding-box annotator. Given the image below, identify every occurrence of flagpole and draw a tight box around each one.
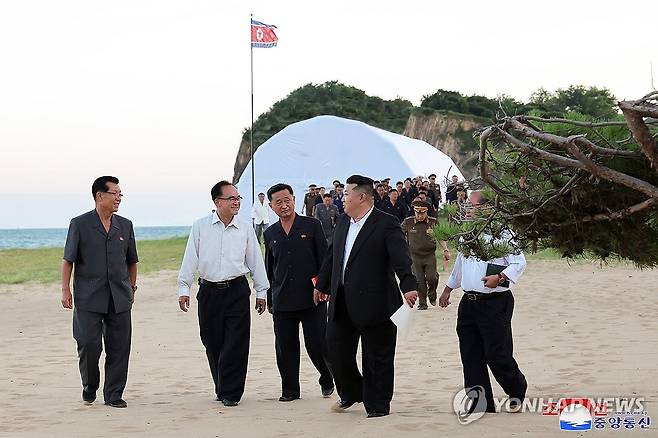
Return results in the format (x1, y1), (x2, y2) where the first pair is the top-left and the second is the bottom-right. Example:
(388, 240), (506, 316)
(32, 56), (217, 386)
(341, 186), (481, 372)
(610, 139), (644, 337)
(250, 13), (255, 206)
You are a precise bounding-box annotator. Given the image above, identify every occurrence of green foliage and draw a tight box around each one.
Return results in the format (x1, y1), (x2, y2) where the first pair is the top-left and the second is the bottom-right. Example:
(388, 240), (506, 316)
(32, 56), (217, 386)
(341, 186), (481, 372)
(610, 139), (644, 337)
(421, 86), (618, 121)
(421, 89), (525, 121)
(526, 85), (618, 119)
(242, 81), (414, 148)
(475, 112), (658, 268)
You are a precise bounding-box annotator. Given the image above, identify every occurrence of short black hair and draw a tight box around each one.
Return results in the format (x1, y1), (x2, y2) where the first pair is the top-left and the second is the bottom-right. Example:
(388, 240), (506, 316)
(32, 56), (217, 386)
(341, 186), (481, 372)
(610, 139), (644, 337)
(258, 192), (265, 196)
(346, 174), (375, 198)
(211, 181), (234, 200)
(376, 183), (384, 189)
(267, 183), (294, 201)
(389, 188), (398, 193)
(404, 177), (412, 182)
(396, 181), (403, 186)
(92, 176), (119, 200)
(429, 173), (437, 178)
(336, 183), (344, 188)
(309, 184), (317, 188)
(322, 193), (332, 199)
(418, 188), (428, 194)
(332, 180), (340, 185)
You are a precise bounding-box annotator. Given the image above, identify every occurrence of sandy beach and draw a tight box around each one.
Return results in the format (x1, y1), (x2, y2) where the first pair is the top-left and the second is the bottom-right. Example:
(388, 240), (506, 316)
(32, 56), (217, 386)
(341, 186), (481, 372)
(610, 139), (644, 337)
(1, 260), (656, 437)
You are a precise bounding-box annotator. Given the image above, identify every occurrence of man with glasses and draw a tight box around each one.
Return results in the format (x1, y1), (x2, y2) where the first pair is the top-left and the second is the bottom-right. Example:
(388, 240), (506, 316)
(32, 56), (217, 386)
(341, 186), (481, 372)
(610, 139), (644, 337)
(177, 181), (269, 407)
(61, 176), (138, 408)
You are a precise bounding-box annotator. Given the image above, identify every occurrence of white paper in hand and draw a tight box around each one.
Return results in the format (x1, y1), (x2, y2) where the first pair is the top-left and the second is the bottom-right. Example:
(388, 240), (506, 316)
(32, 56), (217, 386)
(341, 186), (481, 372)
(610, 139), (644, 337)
(390, 303), (414, 340)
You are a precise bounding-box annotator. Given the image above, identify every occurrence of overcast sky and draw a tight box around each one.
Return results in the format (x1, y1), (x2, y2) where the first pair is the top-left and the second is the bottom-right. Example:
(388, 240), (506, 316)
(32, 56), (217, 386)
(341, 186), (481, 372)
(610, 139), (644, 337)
(1, 0), (656, 228)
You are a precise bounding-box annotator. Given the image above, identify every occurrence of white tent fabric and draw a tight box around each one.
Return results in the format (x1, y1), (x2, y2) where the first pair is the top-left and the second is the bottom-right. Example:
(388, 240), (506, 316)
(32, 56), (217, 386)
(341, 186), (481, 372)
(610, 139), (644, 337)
(236, 115), (465, 222)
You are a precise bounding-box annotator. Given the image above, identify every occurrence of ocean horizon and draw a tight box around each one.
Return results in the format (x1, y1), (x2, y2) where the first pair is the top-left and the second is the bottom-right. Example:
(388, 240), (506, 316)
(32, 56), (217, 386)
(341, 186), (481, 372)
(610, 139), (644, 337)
(0, 226), (190, 250)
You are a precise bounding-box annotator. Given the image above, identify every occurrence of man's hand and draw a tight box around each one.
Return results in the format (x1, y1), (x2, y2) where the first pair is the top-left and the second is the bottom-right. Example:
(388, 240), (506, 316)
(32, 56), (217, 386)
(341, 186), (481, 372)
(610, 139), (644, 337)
(313, 289), (330, 305)
(481, 275), (500, 289)
(61, 288), (73, 309)
(439, 290), (451, 307)
(179, 296), (190, 312)
(255, 298), (266, 315)
(403, 290), (418, 308)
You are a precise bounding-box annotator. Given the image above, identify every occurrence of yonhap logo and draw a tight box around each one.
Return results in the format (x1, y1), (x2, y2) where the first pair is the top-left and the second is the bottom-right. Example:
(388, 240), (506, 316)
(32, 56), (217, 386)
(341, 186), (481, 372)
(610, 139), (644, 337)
(453, 385), (487, 424)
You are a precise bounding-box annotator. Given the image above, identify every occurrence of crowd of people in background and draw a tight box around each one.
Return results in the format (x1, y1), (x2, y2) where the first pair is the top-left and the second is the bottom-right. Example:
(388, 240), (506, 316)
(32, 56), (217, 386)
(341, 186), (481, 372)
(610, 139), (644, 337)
(253, 174), (470, 244)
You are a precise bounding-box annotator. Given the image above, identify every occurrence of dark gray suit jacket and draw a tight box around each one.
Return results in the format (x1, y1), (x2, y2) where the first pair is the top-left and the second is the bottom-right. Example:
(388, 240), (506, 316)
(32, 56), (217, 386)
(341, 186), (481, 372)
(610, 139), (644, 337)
(64, 210), (138, 314)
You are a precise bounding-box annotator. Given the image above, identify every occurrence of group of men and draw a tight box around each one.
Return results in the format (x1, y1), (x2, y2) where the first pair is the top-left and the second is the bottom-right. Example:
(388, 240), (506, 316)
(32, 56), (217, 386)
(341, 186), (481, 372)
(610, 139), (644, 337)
(61, 174), (528, 418)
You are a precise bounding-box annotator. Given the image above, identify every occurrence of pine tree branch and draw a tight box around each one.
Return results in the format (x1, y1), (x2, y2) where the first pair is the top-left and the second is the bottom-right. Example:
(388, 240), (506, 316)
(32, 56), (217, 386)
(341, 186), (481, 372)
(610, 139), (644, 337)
(551, 198), (657, 227)
(619, 100), (658, 170)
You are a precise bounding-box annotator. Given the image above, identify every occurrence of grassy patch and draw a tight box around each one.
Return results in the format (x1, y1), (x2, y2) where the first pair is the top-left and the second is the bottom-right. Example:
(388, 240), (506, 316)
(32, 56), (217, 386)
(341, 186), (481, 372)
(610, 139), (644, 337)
(0, 237), (188, 284)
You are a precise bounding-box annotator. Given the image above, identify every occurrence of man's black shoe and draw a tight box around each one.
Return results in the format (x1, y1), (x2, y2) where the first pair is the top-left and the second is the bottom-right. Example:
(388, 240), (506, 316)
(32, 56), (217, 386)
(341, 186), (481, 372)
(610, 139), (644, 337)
(367, 411), (389, 418)
(278, 395), (300, 402)
(321, 386), (335, 398)
(331, 399), (359, 412)
(104, 399), (127, 408)
(82, 390), (96, 405)
(221, 399), (239, 407)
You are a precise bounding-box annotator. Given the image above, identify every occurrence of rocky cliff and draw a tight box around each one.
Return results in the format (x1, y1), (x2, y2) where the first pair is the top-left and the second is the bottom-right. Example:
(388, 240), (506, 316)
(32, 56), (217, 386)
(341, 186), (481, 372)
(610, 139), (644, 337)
(402, 110), (485, 179)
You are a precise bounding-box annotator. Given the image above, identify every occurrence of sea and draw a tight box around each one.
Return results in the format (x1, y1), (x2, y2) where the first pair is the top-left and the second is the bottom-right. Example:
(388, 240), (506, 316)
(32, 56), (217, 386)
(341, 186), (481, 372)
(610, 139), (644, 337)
(0, 226), (190, 250)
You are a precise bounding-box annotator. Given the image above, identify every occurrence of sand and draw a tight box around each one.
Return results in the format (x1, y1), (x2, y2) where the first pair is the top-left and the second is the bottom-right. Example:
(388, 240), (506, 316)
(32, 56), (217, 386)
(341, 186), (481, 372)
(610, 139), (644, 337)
(1, 261), (657, 437)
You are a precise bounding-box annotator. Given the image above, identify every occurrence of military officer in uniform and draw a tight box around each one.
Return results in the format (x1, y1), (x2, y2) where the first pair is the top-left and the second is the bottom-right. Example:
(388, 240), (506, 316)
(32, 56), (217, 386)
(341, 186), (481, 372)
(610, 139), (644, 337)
(400, 200), (449, 310)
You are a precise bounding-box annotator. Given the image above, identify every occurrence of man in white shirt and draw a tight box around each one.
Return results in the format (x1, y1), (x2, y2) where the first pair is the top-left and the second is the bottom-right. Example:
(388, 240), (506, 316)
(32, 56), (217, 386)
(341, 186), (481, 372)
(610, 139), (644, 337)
(177, 181), (270, 407)
(439, 237), (528, 414)
(251, 192), (270, 243)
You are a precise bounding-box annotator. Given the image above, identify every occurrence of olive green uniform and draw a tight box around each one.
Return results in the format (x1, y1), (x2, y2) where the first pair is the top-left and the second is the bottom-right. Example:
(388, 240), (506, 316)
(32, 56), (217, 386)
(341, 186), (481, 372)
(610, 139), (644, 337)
(401, 216), (439, 308)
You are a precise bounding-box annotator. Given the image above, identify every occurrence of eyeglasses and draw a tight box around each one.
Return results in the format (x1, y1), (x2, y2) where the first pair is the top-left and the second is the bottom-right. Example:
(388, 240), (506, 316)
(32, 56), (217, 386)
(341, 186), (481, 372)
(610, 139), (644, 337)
(216, 196), (243, 202)
(105, 191), (124, 198)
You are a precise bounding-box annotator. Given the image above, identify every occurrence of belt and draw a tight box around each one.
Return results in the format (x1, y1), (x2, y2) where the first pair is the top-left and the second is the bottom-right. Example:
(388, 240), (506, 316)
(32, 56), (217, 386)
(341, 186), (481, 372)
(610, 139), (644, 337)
(198, 276), (246, 289)
(463, 290), (510, 301)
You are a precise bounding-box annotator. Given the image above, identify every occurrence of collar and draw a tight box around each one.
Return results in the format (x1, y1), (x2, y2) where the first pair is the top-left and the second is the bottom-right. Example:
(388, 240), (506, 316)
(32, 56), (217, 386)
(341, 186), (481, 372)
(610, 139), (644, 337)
(212, 211), (239, 229)
(350, 204), (374, 225)
(414, 216), (430, 224)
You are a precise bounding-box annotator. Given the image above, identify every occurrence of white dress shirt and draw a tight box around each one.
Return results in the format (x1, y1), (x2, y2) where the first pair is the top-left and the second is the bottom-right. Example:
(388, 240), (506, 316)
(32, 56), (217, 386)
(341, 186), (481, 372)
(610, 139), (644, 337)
(342, 204), (375, 279)
(177, 212), (270, 298)
(446, 251), (527, 294)
(251, 201), (270, 225)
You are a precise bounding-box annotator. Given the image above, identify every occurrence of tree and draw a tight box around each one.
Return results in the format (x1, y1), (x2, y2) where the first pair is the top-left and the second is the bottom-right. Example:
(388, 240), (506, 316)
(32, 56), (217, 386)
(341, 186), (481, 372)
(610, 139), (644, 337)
(527, 85), (618, 119)
(433, 92), (658, 268)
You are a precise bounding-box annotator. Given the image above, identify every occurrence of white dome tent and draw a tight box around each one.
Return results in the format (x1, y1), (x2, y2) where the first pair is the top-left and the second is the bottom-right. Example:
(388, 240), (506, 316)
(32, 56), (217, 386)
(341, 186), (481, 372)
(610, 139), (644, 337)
(235, 115), (465, 222)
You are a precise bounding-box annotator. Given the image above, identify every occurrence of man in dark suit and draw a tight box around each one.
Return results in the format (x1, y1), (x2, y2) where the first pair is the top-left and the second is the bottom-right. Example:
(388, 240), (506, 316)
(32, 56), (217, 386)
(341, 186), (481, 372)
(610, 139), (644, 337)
(313, 175), (418, 418)
(264, 183), (335, 402)
(61, 176), (138, 408)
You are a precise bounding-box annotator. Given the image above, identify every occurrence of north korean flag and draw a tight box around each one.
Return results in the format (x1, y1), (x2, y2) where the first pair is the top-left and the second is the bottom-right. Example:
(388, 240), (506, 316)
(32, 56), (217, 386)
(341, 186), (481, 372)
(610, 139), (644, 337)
(251, 19), (278, 48)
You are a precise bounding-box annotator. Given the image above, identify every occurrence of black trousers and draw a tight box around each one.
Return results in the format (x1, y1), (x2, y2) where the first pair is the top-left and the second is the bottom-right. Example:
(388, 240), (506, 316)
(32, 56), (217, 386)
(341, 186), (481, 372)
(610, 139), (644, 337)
(197, 278), (251, 402)
(273, 304), (334, 398)
(73, 295), (131, 402)
(456, 291), (527, 411)
(326, 288), (397, 414)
